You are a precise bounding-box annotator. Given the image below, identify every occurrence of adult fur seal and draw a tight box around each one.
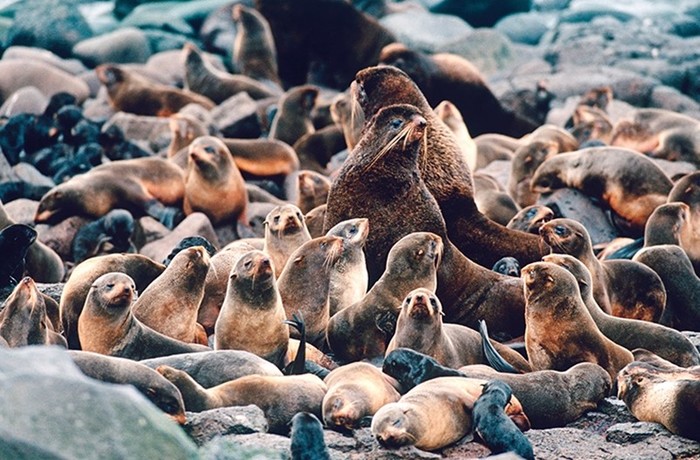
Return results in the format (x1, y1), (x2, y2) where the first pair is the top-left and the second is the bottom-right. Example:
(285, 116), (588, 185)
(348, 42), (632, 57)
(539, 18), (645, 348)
(77, 272), (209, 360)
(522, 262), (633, 382)
(263, 204), (311, 277)
(339, 65), (548, 271)
(231, 4), (281, 88)
(668, 171), (700, 274)
(268, 85), (318, 147)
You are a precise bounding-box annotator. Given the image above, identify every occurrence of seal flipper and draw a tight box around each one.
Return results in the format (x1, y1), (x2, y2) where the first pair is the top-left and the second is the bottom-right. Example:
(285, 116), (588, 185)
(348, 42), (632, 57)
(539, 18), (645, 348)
(479, 320), (520, 374)
(284, 311), (306, 375)
(604, 237), (644, 260)
(144, 199), (185, 229)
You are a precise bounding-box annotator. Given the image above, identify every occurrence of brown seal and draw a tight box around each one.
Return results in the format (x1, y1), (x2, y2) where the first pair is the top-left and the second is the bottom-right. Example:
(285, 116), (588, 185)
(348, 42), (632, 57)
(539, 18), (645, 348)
(77, 272), (209, 359)
(326, 232), (442, 363)
(0, 277), (66, 347)
(324, 102), (531, 340)
(294, 170), (331, 214)
(522, 261), (633, 382)
(633, 245), (700, 331)
(96, 64), (215, 116)
(35, 157), (185, 227)
(263, 204), (312, 276)
(292, 125), (347, 174)
(544, 253), (700, 367)
(305, 204), (327, 238)
(474, 133), (521, 170)
(473, 173), (519, 226)
(342, 65), (548, 270)
(386, 288), (531, 372)
(378, 43), (537, 137)
(278, 235), (344, 347)
(325, 218), (369, 317)
(617, 351), (700, 442)
(531, 146), (673, 236)
(330, 92), (362, 151)
(157, 365), (327, 434)
(182, 43), (279, 103)
(269, 85), (319, 147)
(214, 250), (289, 369)
(59, 253), (165, 349)
(569, 105), (613, 145)
(668, 171), (700, 274)
(507, 204), (555, 235)
(648, 126), (700, 168)
(131, 246), (209, 345)
(611, 108), (700, 156)
(642, 202), (693, 248)
(183, 136), (248, 226)
(224, 138), (300, 179)
(433, 100), (477, 172)
(539, 218), (666, 322)
(371, 376), (530, 451)
(231, 3), (282, 88)
(322, 362), (400, 431)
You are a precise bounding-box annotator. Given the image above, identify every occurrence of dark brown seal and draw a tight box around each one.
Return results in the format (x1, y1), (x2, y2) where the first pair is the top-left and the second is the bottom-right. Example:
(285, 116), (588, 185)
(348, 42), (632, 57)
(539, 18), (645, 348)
(231, 3), (282, 88)
(269, 85), (319, 147)
(668, 171), (700, 274)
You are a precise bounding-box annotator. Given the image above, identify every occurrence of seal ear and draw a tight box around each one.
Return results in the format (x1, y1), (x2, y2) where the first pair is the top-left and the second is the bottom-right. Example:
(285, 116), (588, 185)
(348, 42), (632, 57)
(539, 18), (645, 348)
(293, 255), (305, 265)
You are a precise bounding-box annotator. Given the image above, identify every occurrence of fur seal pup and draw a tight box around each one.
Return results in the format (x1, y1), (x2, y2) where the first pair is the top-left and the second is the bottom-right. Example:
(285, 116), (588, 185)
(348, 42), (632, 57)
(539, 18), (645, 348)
(507, 205), (555, 234)
(77, 272), (209, 359)
(326, 232), (442, 363)
(269, 85), (319, 147)
(293, 125), (346, 174)
(531, 147), (673, 236)
(156, 365), (327, 434)
(214, 250), (289, 368)
(68, 350), (186, 424)
(131, 246), (209, 345)
(324, 102), (530, 339)
(522, 262), (633, 382)
(472, 173), (519, 226)
(540, 218), (666, 322)
(263, 204), (312, 277)
(290, 412), (330, 460)
(325, 218), (369, 317)
(182, 43), (279, 103)
(0, 224), (36, 289)
(434, 100), (477, 172)
(492, 257), (521, 277)
(342, 65), (548, 270)
(472, 380), (535, 460)
(96, 64), (215, 116)
(382, 347), (466, 392)
(295, 170), (331, 214)
(0, 277), (66, 347)
(330, 92), (361, 151)
(322, 362), (400, 431)
(305, 204), (327, 238)
(183, 136), (248, 226)
(386, 288), (531, 372)
(278, 235), (344, 347)
(544, 253), (700, 367)
(231, 4), (281, 88)
(378, 43), (536, 137)
(35, 157), (186, 229)
(668, 171), (700, 274)
(371, 376), (530, 451)
(617, 353), (700, 441)
(71, 209), (137, 264)
(633, 245), (700, 331)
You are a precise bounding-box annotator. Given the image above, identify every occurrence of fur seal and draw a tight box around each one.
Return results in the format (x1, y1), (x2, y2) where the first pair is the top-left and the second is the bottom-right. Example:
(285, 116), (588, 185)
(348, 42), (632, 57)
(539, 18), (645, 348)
(343, 65), (548, 270)
(433, 100), (477, 172)
(59, 253), (165, 350)
(77, 272), (209, 359)
(156, 365), (327, 434)
(540, 218), (666, 322)
(330, 92), (361, 151)
(68, 350), (186, 424)
(326, 232), (442, 363)
(96, 64), (215, 116)
(668, 171), (700, 274)
(223, 137), (300, 179)
(325, 218), (369, 317)
(522, 261), (633, 382)
(305, 204), (327, 238)
(290, 412), (331, 460)
(472, 380), (535, 460)
(531, 147), (673, 236)
(371, 376), (529, 451)
(386, 288), (531, 372)
(292, 125), (347, 174)
(506, 205), (555, 235)
(0, 224), (37, 289)
(214, 250), (289, 368)
(131, 246), (209, 345)
(269, 85), (318, 147)
(263, 204), (312, 276)
(231, 3), (282, 88)
(183, 136), (248, 226)
(322, 362), (400, 431)
(71, 209), (137, 264)
(492, 257), (521, 277)
(544, 253), (700, 367)
(35, 157), (186, 229)
(295, 170), (331, 214)
(378, 43), (537, 137)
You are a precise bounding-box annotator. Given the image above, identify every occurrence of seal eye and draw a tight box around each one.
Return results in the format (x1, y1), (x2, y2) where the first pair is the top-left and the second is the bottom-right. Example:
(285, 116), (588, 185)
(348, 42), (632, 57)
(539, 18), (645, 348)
(349, 226), (357, 235)
(203, 145), (216, 154)
(106, 283), (114, 289)
(416, 249), (424, 257)
(273, 216), (280, 224)
(244, 259), (252, 269)
(525, 207), (538, 219)
(390, 118), (403, 129)
(554, 225), (568, 236)
(321, 241), (328, 249)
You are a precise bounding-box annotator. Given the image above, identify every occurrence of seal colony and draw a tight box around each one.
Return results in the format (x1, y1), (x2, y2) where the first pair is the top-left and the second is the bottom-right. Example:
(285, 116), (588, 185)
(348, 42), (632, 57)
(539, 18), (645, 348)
(1, 0), (700, 457)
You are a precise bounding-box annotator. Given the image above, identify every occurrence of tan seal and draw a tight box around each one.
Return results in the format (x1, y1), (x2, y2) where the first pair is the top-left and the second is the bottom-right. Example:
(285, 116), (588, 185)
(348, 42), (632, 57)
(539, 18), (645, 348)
(263, 204), (311, 277)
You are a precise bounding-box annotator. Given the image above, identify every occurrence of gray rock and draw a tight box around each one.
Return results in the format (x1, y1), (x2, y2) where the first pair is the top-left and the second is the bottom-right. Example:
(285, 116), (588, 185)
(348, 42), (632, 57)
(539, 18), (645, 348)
(683, 330), (700, 352)
(11, 163), (54, 188)
(0, 58), (91, 103)
(441, 29), (522, 75)
(78, 1), (120, 36)
(495, 12), (556, 45)
(73, 27), (151, 67)
(6, 0), (93, 58)
(0, 346), (198, 460)
(184, 405), (268, 446)
(144, 29), (191, 54)
(651, 158), (697, 180)
(211, 92), (261, 139)
(140, 212), (220, 263)
(323, 429), (359, 452)
(218, 433), (291, 457)
(596, 398), (637, 423)
(36, 215), (91, 260)
(380, 9), (472, 53)
(121, 0), (233, 37)
(3, 198), (39, 226)
(102, 112), (172, 153)
(606, 422), (672, 444)
(198, 436), (286, 460)
(0, 86), (47, 116)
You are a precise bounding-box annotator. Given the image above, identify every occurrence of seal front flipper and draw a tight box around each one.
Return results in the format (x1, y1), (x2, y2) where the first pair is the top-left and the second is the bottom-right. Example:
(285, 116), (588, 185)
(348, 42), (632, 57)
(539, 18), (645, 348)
(144, 200), (185, 230)
(284, 311), (306, 375)
(479, 320), (520, 374)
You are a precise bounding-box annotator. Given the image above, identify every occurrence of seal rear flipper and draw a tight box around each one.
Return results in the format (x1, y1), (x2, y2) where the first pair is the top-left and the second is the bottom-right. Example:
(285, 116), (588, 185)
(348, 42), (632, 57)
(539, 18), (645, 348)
(284, 311), (306, 375)
(303, 360), (330, 380)
(479, 320), (520, 374)
(604, 237), (644, 260)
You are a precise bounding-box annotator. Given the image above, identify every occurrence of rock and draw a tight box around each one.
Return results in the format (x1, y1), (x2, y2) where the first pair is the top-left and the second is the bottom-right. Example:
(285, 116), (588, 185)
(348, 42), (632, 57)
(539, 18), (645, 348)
(0, 346), (198, 460)
(184, 405), (268, 447)
(36, 216), (91, 260)
(144, 29), (191, 54)
(198, 436), (285, 460)
(606, 422), (671, 444)
(11, 163), (54, 188)
(429, 0), (532, 28)
(120, 0), (234, 37)
(79, 1), (120, 36)
(216, 433), (291, 457)
(495, 12), (556, 45)
(102, 112), (172, 153)
(683, 331), (700, 353)
(6, 0), (93, 58)
(140, 212), (220, 263)
(323, 430), (359, 452)
(380, 10), (473, 53)
(0, 86), (47, 117)
(651, 158), (697, 181)
(3, 198), (40, 226)
(211, 92), (261, 139)
(199, 3), (238, 62)
(73, 27), (151, 67)
(649, 85), (700, 115)
(145, 50), (188, 88)
(440, 29), (522, 75)
(596, 398), (637, 424)
(0, 59), (90, 104)
(138, 216), (171, 247)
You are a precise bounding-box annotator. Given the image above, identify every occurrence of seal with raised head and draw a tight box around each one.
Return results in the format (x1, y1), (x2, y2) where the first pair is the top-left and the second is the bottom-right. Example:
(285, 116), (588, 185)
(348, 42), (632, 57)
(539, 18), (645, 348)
(231, 3), (282, 88)
(263, 204), (312, 277)
(305, 204), (327, 238)
(667, 171), (700, 274)
(268, 85), (319, 147)
(71, 209), (137, 264)
(295, 170), (331, 214)
(77, 272), (209, 360)
(0, 224), (37, 289)
(325, 218), (369, 317)
(433, 100), (477, 172)
(522, 261), (633, 382)
(506, 205), (555, 235)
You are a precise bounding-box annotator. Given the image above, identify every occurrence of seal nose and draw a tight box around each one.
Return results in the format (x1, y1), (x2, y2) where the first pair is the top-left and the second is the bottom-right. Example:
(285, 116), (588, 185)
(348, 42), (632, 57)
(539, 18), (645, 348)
(412, 115), (427, 129)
